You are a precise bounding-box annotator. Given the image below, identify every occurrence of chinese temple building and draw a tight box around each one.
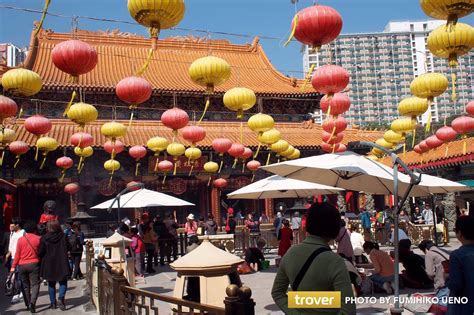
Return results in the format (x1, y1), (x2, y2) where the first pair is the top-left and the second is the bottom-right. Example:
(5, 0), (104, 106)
(1, 28), (383, 230)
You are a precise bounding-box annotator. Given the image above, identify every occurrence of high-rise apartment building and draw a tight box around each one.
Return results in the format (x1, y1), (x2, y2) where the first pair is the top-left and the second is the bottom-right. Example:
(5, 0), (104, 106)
(304, 21), (473, 126)
(0, 43), (26, 67)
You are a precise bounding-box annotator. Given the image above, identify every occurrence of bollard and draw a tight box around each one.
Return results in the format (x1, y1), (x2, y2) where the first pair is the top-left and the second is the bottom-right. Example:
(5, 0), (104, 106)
(224, 285), (255, 315)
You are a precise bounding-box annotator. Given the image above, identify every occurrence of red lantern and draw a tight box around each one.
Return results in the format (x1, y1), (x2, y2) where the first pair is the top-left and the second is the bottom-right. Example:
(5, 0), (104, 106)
(104, 140), (124, 156)
(292, 5), (343, 50)
(419, 141), (429, 152)
(467, 101), (474, 116)
(51, 40), (98, 78)
(70, 132), (94, 148)
(335, 143), (347, 153)
(425, 135), (444, 150)
(0, 95), (18, 121)
(158, 160), (173, 172)
(129, 145), (147, 159)
(24, 115), (52, 136)
(64, 182), (80, 195)
(212, 138), (232, 155)
(161, 107), (189, 132)
(320, 93), (351, 116)
(435, 126), (457, 142)
(246, 160), (261, 172)
(9, 141), (29, 155)
(321, 142), (340, 153)
(182, 125), (206, 144)
(56, 156), (73, 169)
(116, 76), (152, 107)
(321, 131), (343, 145)
(213, 178), (228, 188)
(228, 143), (245, 158)
(451, 116), (474, 134)
(311, 65), (349, 96)
(127, 181), (142, 191)
(322, 116), (347, 134)
(240, 147), (253, 160)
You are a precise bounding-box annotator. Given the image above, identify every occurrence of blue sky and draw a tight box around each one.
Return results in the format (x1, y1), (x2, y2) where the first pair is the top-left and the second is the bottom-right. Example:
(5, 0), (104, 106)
(0, 0), (446, 77)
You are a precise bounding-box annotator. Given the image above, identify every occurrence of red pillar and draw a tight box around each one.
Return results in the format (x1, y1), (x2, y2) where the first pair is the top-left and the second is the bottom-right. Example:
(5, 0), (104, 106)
(265, 199), (274, 220)
(211, 187), (221, 226)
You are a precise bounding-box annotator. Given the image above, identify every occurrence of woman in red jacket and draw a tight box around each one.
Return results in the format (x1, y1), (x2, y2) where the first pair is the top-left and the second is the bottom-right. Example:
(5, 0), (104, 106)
(10, 221), (41, 313)
(277, 219), (293, 257)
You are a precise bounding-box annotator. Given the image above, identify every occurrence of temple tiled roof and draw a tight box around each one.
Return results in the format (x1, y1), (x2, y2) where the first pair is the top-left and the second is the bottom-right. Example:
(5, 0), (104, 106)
(382, 137), (474, 169)
(18, 29), (316, 97)
(10, 119), (383, 149)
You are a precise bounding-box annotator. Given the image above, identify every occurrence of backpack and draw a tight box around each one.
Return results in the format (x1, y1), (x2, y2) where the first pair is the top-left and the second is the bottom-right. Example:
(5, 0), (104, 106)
(68, 232), (82, 252)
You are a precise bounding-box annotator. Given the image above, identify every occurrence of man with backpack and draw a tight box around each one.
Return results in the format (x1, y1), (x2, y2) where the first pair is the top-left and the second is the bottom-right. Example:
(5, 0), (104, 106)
(67, 222), (84, 280)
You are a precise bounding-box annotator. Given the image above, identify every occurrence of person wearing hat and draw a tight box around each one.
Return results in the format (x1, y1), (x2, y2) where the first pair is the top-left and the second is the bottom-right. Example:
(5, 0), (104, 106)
(184, 214), (198, 238)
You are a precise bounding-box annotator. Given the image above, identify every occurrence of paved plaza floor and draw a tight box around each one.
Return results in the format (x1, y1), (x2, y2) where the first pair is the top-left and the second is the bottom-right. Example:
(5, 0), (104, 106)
(0, 236), (461, 315)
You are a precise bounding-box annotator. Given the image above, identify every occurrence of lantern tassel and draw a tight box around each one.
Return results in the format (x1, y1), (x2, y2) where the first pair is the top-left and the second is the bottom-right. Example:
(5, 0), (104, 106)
(17, 107), (23, 119)
(39, 154), (47, 170)
(251, 174), (255, 182)
(79, 161), (85, 173)
(63, 90), (77, 117)
(266, 152), (271, 166)
(173, 161), (177, 176)
(162, 174), (167, 185)
(254, 142), (262, 159)
(198, 97), (210, 124)
(403, 143), (406, 157)
(34, 146), (39, 161)
(332, 144), (336, 154)
(188, 164), (194, 176)
(136, 48), (154, 76)
(300, 64), (315, 92)
(14, 156), (21, 168)
(330, 126), (337, 141)
(148, 27), (159, 50)
(242, 161), (245, 173)
(240, 121), (243, 144)
(207, 176), (212, 186)
(154, 156), (160, 172)
(462, 135), (467, 155)
(283, 14), (298, 47)
(135, 161), (140, 177)
(451, 73), (457, 101)
(77, 157), (84, 172)
(108, 175), (113, 188)
(0, 150), (4, 166)
(59, 170), (66, 183)
(411, 129), (416, 149)
(232, 158), (238, 168)
(218, 159), (224, 174)
(425, 112), (432, 134)
(128, 110), (135, 128)
(32, 0), (51, 39)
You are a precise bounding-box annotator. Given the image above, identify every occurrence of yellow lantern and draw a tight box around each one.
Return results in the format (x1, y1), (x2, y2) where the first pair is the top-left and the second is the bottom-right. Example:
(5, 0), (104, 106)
(258, 128), (281, 165)
(74, 146), (94, 173)
(127, 0), (185, 41)
(375, 138), (394, 150)
(166, 142), (185, 175)
(383, 130), (404, 144)
(36, 136), (58, 169)
(104, 159), (121, 172)
(391, 118), (417, 136)
(1, 68), (42, 96)
(288, 148), (301, 160)
(398, 97), (429, 119)
(248, 113), (274, 134)
(410, 73), (448, 102)
(223, 87), (257, 119)
(101, 121), (127, 141)
(367, 155), (379, 161)
(280, 145), (295, 158)
(270, 139), (289, 163)
(427, 23), (474, 67)
(371, 147), (385, 158)
(204, 161), (219, 186)
(185, 147), (202, 175)
(66, 102), (98, 127)
(147, 136), (169, 172)
(420, 0), (474, 24)
(0, 128), (16, 144)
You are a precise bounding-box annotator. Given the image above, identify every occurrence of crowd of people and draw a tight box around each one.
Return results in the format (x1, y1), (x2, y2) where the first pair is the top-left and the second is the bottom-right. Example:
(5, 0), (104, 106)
(3, 200), (85, 313)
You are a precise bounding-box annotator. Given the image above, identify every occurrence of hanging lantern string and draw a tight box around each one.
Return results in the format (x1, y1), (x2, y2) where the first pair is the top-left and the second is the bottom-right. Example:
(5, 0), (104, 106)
(198, 95), (211, 124)
(39, 154), (48, 170)
(411, 128), (416, 149)
(162, 173), (167, 185)
(135, 48), (154, 76)
(59, 169), (66, 183)
(207, 176), (212, 186)
(14, 155), (21, 168)
(63, 90), (77, 117)
(173, 161), (178, 176)
(32, 0), (51, 39)
(266, 152), (271, 166)
(135, 160), (140, 177)
(300, 64), (315, 92)
(0, 150), (5, 166)
(254, 142), (262, 159)
(425, 112), (432, 134)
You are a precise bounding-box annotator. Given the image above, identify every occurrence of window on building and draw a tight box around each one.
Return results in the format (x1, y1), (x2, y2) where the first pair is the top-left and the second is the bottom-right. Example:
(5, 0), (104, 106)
(423, 23), (428, 31)
(410, 24), (414, 32)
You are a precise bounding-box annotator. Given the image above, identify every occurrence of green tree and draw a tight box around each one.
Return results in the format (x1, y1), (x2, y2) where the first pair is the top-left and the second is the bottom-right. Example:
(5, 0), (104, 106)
(337, 193), (347, 213)
(365, 193), (375, 213)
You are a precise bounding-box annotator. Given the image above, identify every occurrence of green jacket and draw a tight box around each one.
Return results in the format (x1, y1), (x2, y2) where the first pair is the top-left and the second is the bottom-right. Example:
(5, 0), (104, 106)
(271, 235), (356, 314)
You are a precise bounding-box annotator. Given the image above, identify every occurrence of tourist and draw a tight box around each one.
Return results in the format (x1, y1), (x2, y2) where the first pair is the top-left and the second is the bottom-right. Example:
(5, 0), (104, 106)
(8, 217), (26, 304)
(225, 213), (237, 234)
(197, 216), (206, 235)
(130, 228), (145, 277)
(291, 211), (302, 244)
(447, 215), (474, 314)
(389, 224), (409, 244)
(363, 241), (395, 294)
(399, 210), (410, 223)
(398, 239), (433, 289)
(163, 212), (179, 261)
(422, 203), (434, 225)
(40, 220), (71, 311)
(259, 213), (269, 224)
(184, 214), (198, 238)
(143, 221), (158, 274)
(349, 224), (365, 264)
(340, 253), (362, 297)
(118, 222), (132, 239)
(336, 219), (354, 261)
(418, 240), (449, 304)
(3, 223), (15, 271)
(68, 222), (84, 280)
(359, 208), (372, 236)
(205, 214), (218, 235)
(38, 200), (59, 225)
(273, 212), (283, 239)
(411, 206), (424, 224)
(245, 213), (260, 247)
(10, 221), (40, 313)
(244, 238), (266, 271)
(186, 235), (200, 253)
(153, 215), (169, 266)
(277, 219), (292, 257)
(272, 202), (355, 314)
(435, 205), (445, 223)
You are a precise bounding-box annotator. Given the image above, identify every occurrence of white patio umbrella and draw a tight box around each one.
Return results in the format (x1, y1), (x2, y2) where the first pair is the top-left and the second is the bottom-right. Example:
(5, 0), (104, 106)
(409, 173), (472, 196)
(261, 151), (426, 196)
(91, 188), (194, 209)
(227, 175), (343, 199)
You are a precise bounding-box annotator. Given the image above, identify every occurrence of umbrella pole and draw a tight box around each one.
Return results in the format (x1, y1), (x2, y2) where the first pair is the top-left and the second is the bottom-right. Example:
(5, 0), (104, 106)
(431, 194), (438, 246)
(392, 165), (402, 313)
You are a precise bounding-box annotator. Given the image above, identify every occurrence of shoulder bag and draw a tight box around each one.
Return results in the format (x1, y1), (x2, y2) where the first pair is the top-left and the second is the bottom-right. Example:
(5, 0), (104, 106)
(292, 246), (331, 291)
